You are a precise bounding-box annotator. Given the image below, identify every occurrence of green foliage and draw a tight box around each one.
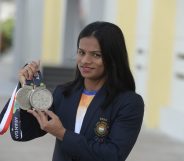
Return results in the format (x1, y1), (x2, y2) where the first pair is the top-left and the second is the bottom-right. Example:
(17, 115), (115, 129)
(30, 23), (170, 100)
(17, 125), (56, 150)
(0, 18), (14, 53)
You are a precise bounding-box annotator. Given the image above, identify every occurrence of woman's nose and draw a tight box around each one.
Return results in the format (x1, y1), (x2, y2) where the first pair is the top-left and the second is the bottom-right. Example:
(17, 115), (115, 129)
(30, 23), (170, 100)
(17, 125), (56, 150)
(81, 54), (92, 63)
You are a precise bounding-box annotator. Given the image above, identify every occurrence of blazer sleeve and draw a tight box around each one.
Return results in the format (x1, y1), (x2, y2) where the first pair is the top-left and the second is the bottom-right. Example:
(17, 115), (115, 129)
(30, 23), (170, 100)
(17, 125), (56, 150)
(61, 93), (144, 161)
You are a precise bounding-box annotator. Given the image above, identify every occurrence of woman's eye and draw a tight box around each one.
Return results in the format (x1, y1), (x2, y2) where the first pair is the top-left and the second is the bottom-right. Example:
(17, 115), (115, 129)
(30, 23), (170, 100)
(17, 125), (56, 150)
(92, 53), (102, 58)
(78, 50), (85, 55)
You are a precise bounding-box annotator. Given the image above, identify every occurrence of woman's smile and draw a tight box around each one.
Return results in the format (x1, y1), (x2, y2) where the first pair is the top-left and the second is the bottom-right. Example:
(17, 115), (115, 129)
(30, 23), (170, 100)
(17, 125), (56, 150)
(80, 66), (94, 73)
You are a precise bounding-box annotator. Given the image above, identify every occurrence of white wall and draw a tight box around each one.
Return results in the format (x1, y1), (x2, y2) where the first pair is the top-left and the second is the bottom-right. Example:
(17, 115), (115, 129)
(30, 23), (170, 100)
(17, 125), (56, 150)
(160, 0), (184, 142)
(134, 0), (153, 100)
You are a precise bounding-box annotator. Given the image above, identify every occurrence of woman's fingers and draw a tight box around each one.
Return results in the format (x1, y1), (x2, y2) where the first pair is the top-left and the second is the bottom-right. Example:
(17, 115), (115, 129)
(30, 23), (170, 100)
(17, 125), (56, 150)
(31, 60), (40, 71)
(36, 109), (48, 123)
(44, 110), (57, 119)
(29, 61), (40, 72)
(25, 65), (34, 80)
(25, 61), (39, 80)
(28, 109), (65, 139)
(18, 60), (41, 84)
(18, 70), (26, 85)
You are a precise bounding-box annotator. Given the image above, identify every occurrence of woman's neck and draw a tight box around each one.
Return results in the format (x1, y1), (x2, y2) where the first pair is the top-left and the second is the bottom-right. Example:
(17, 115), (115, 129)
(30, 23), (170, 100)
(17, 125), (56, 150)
(84, 78), (105, 91)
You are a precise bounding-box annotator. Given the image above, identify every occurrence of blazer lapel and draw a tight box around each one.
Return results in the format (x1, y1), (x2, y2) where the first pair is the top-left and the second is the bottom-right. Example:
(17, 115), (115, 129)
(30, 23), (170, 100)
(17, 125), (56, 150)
(80, 86), (106, 134)
(62, 86), (83, 131)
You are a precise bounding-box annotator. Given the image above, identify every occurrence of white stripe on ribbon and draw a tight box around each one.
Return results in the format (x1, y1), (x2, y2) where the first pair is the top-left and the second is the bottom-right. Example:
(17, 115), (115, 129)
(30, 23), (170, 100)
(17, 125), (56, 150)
(0, 85), (18, 133)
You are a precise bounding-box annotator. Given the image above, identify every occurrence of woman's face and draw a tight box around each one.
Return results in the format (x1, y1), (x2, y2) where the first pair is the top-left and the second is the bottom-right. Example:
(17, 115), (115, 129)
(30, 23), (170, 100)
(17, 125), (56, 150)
(77, 36), (105, 81)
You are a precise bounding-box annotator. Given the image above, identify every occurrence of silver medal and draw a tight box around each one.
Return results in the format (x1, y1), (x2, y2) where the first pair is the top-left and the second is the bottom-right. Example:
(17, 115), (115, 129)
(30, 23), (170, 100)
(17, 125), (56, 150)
(16, 85), (33, 110)
(30, 86), (53, 110)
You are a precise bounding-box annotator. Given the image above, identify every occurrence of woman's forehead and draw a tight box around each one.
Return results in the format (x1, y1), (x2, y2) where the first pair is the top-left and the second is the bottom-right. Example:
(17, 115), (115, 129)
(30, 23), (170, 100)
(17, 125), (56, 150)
(79, 37), (101, 51)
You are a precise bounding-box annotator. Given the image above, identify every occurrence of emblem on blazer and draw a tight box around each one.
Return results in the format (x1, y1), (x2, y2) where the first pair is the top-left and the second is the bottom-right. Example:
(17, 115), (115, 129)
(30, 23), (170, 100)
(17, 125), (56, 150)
(95, 118), (109, 137)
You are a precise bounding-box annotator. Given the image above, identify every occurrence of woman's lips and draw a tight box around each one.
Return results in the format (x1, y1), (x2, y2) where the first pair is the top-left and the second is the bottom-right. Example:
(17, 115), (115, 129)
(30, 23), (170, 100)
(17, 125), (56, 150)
(80, 66), (94, 72)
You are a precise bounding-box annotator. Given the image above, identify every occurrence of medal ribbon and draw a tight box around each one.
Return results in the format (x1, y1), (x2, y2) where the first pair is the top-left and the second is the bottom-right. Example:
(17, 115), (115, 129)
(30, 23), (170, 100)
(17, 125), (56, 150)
(33, 71), (43, 86)
(10, 77), (33, 140)
(10, 72), (42, 140)
(0, 70), (43, 137)
(0, 63), (28, 135)
(10, 78), (36, 140)
(10, 99), (23, 140)
(0, 85), (18, 135)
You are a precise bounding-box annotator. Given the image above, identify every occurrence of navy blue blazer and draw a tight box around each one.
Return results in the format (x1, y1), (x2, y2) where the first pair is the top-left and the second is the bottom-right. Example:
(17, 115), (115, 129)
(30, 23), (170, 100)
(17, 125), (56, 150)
(13, 84), (144, 161)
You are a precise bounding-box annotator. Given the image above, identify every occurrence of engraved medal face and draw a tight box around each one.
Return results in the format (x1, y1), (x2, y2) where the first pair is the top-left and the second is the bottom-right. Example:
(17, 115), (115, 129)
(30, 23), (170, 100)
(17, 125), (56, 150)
(16, 85), (33, 110)
(30, 87), (53, 110)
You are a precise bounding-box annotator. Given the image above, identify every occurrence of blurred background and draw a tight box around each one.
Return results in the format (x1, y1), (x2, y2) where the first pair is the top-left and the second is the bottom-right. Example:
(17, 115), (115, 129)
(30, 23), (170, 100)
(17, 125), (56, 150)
(0, 0), (184, 161)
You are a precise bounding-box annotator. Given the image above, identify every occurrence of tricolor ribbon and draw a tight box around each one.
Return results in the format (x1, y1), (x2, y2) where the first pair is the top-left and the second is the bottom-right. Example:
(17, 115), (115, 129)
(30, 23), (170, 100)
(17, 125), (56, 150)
(0, 70), (43, 138)
(0, 85), (18, 135)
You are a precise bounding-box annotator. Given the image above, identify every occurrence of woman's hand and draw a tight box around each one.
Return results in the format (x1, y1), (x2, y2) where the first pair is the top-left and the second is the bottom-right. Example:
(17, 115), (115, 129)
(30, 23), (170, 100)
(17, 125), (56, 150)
(27, 109), (66, 140)
(18, 60), (40, 86)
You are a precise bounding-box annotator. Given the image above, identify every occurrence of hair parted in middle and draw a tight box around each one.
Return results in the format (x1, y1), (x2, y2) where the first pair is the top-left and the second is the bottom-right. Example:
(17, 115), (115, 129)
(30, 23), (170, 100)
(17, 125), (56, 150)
(63, 21), (135, 109)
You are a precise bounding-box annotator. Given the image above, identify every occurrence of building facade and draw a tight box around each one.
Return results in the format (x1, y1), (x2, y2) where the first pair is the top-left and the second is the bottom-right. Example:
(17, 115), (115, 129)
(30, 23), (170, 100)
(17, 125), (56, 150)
(11, 0), (184, 141)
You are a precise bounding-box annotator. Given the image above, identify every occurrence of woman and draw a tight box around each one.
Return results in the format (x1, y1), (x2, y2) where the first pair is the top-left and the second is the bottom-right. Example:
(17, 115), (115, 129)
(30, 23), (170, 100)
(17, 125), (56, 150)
(15, 21), (144, 161)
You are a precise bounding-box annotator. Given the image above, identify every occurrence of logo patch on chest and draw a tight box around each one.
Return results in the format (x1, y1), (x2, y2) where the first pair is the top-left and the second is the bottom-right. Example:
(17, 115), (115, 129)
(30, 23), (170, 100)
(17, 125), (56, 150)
(95, 117), (109, 137)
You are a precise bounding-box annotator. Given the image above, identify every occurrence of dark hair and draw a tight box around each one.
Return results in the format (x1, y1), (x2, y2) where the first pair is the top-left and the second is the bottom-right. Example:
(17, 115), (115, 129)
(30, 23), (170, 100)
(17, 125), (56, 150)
(63, 21), (135, 109)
